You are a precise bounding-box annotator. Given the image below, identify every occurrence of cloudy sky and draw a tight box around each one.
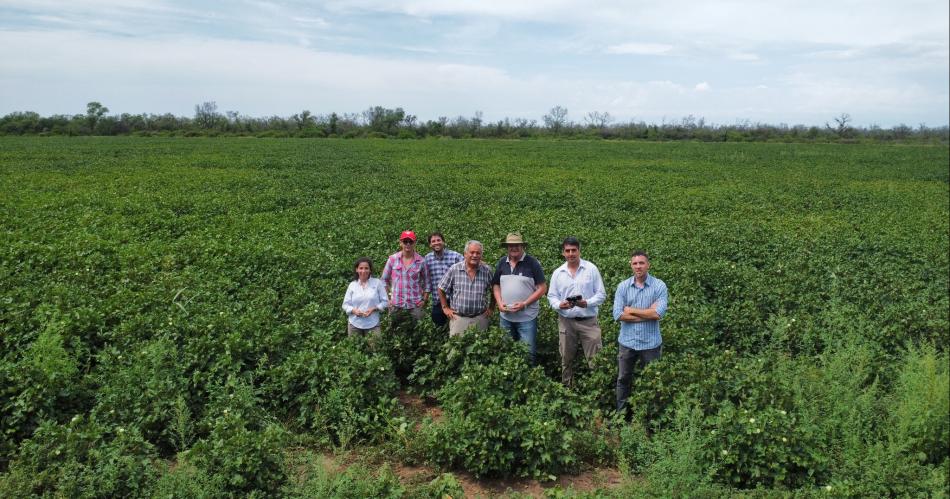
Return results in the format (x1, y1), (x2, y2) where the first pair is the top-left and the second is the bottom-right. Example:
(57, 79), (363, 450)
(1, 0), (947, 126)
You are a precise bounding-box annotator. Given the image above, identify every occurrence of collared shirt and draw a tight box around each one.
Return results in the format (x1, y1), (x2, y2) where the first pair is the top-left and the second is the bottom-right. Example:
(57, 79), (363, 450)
(492, 254), (545, 322)
(612, 274), (669, 350)
(425, 249), (463, 293)
(342, 277), (388, 329)
(438, 261), (494, 316)
(381, 251), (429, 309)
(546, 259), (607, 319)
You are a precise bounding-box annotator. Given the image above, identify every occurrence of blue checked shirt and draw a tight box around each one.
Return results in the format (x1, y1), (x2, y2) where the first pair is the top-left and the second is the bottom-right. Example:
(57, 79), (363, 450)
(612, 274), (668, 350)
(425, 249), (463, 293)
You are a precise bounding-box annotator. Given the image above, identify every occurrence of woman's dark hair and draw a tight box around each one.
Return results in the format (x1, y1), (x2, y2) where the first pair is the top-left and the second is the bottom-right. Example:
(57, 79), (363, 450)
(353, 257), (374, 280)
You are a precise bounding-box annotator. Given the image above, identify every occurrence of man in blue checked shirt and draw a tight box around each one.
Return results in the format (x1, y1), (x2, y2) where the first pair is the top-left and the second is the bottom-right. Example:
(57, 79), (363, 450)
(612, 250), (669, 416)
(424, 232), (463, 330)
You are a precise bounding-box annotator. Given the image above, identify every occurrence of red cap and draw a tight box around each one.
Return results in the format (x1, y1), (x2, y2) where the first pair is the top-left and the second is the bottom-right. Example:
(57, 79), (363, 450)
(400, 230), (417, 241)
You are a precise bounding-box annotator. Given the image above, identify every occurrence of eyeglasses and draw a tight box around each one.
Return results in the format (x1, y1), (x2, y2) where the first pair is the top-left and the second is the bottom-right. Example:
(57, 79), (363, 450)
(401, 239), (415, 244)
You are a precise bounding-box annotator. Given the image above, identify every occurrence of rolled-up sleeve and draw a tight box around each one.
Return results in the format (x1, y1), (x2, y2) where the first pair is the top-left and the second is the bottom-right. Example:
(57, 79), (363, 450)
(653, 281), (669, 318)
(612, 283), (626, 321)
(381, 257), (393, 287)
(438, 268), (453, 294)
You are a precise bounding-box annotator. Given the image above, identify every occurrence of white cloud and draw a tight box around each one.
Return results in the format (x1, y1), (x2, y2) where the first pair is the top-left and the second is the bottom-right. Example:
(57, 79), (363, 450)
(0, 0), (946, 126)
(729, 52), (760, 61)
(605, 43), (673, 55)
(291, 16), (329, 28)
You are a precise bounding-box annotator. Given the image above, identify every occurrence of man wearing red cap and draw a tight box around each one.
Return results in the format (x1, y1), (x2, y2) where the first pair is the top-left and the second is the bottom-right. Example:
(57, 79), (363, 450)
(382, 230), (430, 329)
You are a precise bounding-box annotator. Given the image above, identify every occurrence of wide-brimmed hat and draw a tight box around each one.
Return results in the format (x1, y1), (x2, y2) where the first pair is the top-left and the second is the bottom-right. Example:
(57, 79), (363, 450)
(499, 232), (527, 247)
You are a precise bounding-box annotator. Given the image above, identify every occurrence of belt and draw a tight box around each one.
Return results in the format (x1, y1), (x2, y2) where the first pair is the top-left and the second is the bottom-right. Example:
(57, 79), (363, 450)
(456, 311), (485, 318)
(563, 315), (596, 321)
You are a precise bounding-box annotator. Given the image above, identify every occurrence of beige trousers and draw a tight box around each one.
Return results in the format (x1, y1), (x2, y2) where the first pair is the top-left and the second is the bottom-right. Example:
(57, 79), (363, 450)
(558, 315), (603, 386)
(449, 313), (490, 337)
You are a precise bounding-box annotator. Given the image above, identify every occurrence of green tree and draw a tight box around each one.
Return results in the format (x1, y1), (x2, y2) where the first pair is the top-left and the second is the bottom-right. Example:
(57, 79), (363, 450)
(85, 101), (109, 133)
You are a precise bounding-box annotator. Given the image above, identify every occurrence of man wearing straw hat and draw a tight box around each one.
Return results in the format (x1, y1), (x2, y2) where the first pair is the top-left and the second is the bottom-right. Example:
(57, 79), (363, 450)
(492, 232), (547, 365)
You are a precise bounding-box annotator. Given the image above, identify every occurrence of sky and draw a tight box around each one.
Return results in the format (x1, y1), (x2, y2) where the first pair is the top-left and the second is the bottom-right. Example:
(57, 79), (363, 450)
(1, 0), (947, 127)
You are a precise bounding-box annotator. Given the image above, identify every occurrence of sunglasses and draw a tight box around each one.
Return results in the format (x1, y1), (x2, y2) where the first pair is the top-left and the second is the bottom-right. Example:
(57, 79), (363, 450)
(401, 239), (415, 244)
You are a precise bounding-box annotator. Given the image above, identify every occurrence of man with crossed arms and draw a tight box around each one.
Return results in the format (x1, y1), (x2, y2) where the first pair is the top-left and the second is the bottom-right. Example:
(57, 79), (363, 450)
(613, 250), (669, 416)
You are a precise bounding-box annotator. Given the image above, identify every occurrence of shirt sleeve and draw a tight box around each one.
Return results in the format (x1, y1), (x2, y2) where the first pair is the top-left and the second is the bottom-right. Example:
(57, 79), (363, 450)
(422, 254), (432, 291)
(381, 256), (393, 287)
(491, 260), (502, 286)
(342, 283), (355, 314)
(438, 267), (453, 293)
(612, 282), (626, 321)
(653, 280), (669, 318)
(420, 258), (430, 293)
(375, 280), (389, 311)
(546, 270), (563, 309)
(586, 266), (607, 309)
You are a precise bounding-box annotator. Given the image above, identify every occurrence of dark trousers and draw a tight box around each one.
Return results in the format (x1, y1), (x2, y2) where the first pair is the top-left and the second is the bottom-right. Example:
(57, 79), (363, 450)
(616, 344), (662, 413)
(431, 303), (448, 329)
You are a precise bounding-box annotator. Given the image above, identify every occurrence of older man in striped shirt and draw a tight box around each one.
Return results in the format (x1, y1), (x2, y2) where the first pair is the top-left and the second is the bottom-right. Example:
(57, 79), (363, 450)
(612, 250), (669, 416)
(438, 240), (494, 337)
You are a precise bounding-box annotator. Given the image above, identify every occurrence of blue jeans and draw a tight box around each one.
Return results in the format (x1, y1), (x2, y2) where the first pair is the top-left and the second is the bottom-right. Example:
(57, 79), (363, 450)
(499, 317), (538, 365)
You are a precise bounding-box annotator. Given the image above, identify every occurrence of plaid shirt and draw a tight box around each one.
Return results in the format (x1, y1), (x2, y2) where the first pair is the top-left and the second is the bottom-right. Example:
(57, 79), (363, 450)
(438, 261), (493, 316)
(382, 251), (429, 309)
(424, 249), (463, 293)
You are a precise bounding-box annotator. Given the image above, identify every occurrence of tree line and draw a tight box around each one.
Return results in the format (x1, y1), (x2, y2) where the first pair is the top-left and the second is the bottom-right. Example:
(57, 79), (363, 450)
(1, 101), (946, 143)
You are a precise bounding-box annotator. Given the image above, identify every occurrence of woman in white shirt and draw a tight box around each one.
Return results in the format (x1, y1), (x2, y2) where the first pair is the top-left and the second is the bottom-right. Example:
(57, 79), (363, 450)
(342, 257), (388, 338)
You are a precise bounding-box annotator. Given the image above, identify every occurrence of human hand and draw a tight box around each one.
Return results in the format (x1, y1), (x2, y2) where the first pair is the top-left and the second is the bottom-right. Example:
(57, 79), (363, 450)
(577, 299), (588, 308)
(559, 300), (572, 310)
(443, 307), (456, 320)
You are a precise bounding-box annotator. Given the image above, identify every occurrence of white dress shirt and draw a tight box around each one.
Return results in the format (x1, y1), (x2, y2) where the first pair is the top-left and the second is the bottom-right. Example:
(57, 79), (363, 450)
(546, 259), (606, 319)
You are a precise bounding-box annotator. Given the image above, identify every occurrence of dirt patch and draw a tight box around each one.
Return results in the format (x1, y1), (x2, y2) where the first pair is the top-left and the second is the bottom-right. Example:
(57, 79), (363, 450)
(397, 390), (443, 423)
(456, 468), (623, 497)
(392, 462), (623, 497)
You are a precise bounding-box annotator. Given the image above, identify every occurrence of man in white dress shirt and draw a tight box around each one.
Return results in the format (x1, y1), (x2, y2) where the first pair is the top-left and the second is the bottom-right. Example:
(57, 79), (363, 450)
(546, 236), (607, 387)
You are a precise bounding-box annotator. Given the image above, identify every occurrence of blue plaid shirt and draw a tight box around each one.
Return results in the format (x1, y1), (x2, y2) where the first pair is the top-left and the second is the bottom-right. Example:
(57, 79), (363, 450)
(425, 249), (463, 293)
(612, 274), (668, 350)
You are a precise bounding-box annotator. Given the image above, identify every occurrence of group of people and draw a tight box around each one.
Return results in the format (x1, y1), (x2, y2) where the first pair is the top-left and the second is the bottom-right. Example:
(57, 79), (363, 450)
(341, 230), (668, 413)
